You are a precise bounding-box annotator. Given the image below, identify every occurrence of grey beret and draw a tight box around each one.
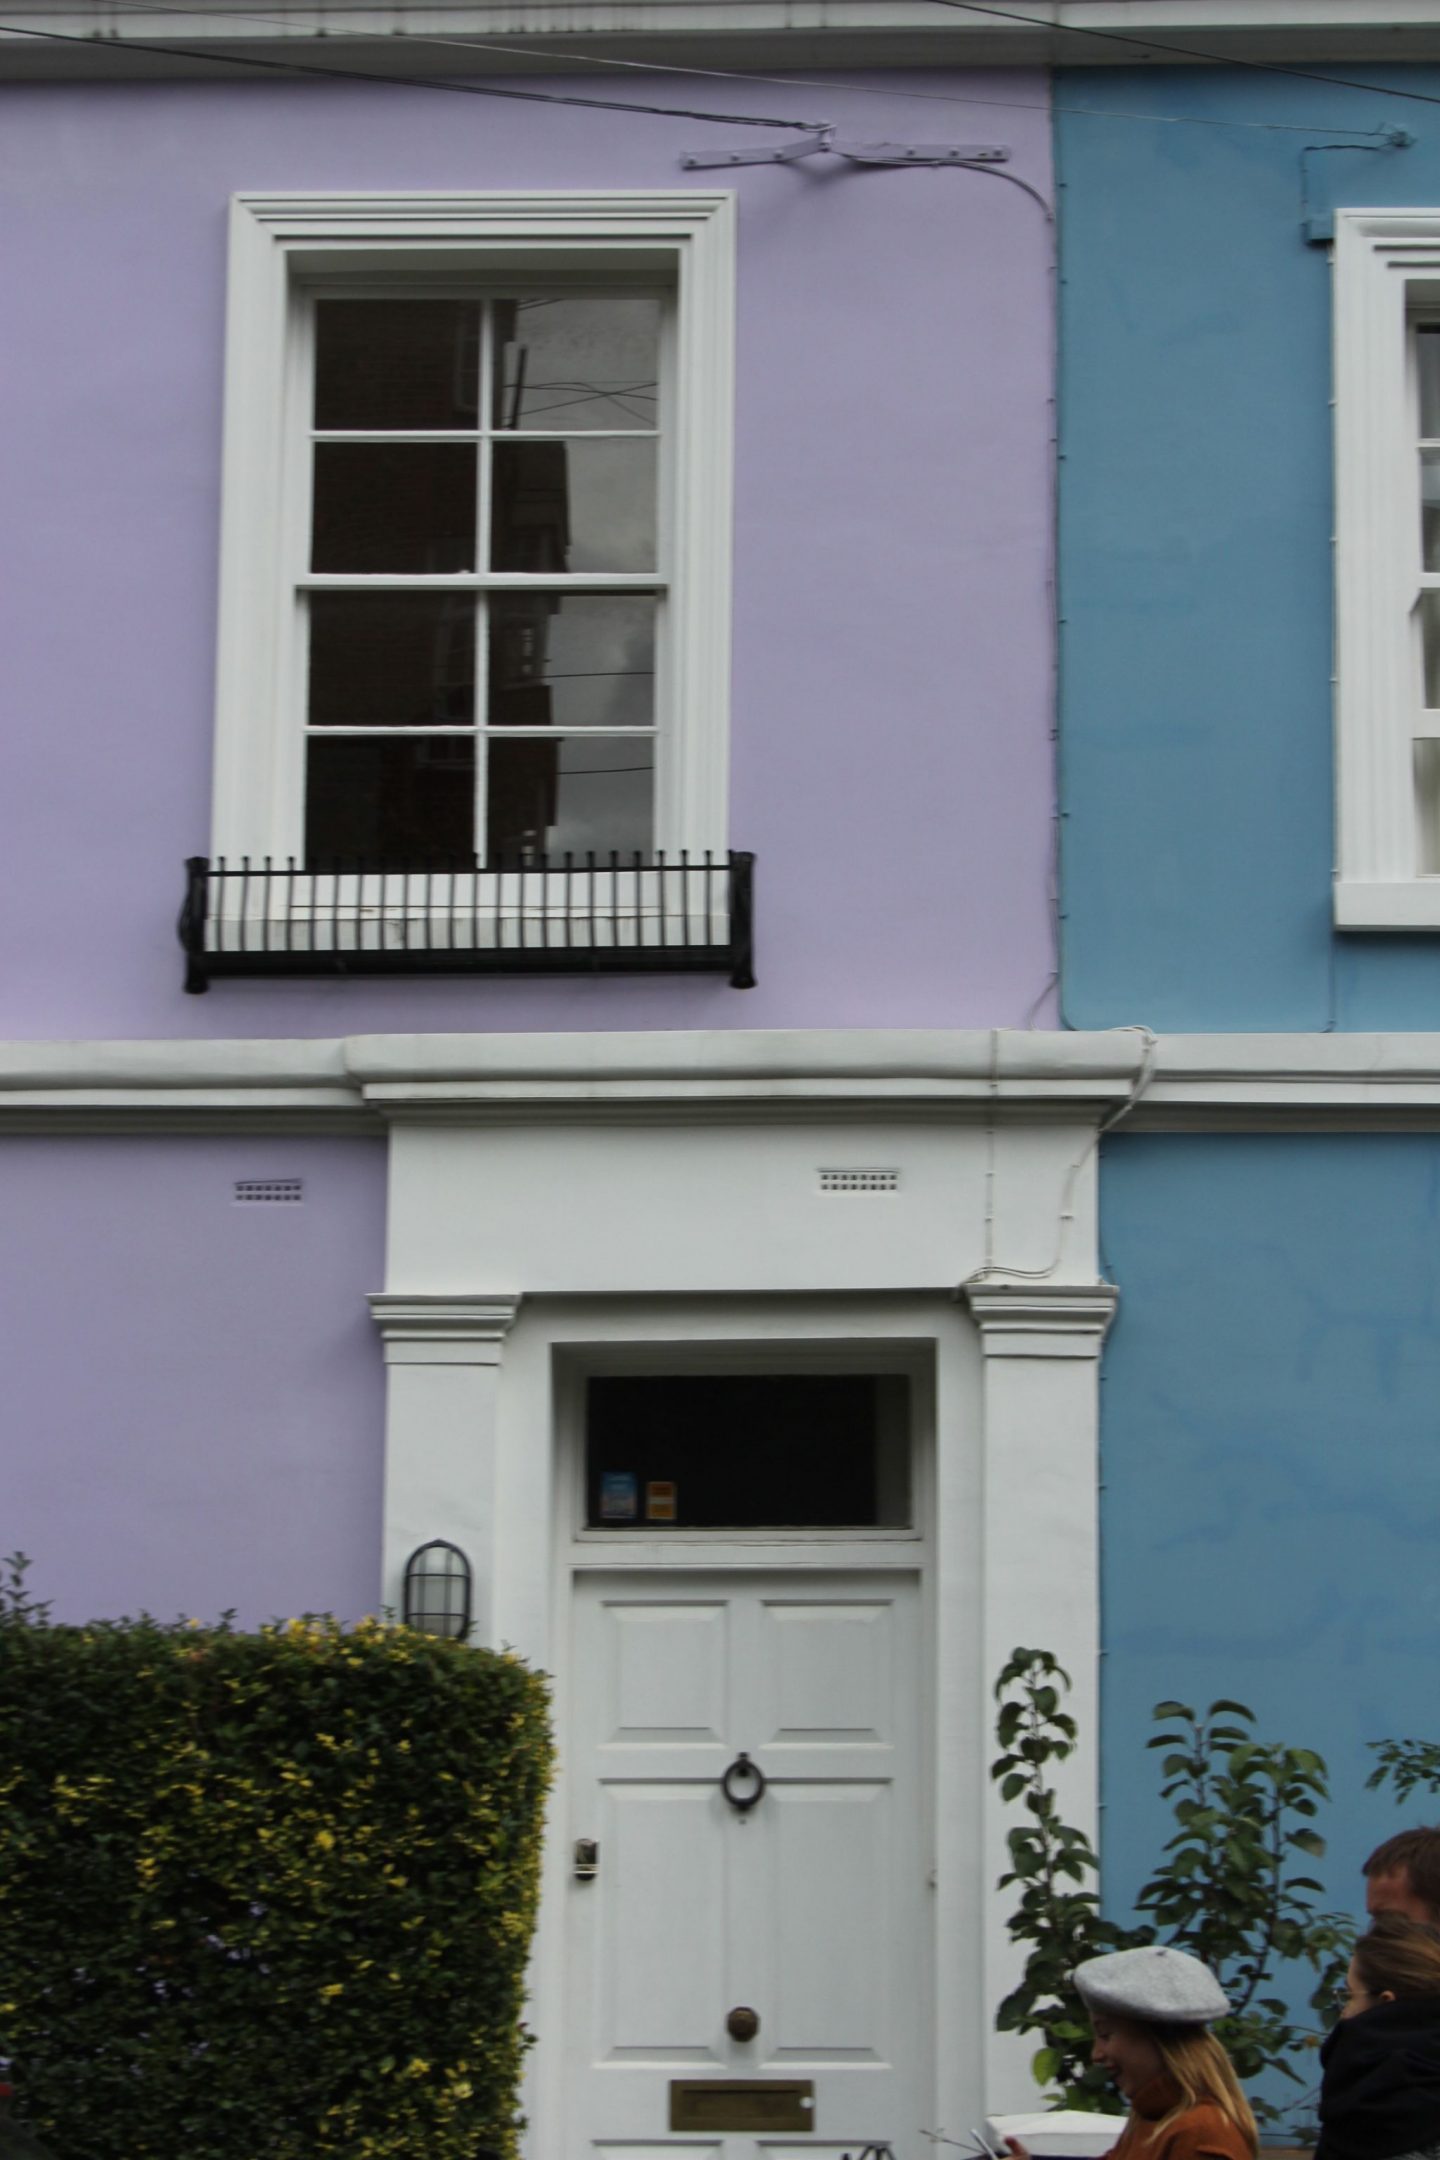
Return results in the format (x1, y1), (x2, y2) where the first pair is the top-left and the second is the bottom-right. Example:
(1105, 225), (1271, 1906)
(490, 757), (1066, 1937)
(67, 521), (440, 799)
(1072, 1946), (1230, 2025)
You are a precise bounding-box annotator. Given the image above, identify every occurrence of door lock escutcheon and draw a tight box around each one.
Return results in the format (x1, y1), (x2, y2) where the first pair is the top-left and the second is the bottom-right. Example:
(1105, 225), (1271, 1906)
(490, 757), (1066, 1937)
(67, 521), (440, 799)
(573, 1837), (599, 1879)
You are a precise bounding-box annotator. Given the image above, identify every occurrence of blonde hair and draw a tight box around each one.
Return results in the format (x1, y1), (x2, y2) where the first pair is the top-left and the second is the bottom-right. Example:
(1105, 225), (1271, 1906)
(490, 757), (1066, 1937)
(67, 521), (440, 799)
(1141, 2025), (1258, 2158)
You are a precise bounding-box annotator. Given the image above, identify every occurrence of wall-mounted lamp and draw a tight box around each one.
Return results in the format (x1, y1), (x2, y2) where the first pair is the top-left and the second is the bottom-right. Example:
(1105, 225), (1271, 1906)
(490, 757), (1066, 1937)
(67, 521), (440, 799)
(402, 1540), (473, 1640)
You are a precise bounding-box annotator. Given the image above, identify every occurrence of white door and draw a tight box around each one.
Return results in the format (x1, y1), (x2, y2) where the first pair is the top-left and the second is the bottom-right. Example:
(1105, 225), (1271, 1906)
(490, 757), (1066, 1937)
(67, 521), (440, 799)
(565, 1570), (925, 2159)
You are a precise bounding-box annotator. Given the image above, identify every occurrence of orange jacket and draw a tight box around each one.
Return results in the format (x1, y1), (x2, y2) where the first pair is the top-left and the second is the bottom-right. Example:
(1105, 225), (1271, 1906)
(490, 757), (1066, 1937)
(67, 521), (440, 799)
(1106, 2075), (1255, 2160)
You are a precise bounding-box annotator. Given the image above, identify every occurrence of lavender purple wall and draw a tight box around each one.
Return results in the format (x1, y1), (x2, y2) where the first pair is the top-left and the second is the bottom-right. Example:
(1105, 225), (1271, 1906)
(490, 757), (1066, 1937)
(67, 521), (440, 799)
(0, 69), (1055, 1039)
(0, 1136), (386, 1625)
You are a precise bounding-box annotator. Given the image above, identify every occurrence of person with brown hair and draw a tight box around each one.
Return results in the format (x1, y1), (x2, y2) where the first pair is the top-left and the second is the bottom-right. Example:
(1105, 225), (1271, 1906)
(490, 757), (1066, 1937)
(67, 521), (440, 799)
(1004, 1947), (1257, 2160)
(1364, 1832), (1440, 1928)
(1317, 1913), (1440, 2160)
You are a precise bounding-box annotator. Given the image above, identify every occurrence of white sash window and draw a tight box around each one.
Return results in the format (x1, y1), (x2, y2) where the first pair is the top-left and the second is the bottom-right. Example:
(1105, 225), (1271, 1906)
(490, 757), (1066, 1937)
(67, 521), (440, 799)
(1334, 208), (1440, 927)
(210, 193), (735, 889)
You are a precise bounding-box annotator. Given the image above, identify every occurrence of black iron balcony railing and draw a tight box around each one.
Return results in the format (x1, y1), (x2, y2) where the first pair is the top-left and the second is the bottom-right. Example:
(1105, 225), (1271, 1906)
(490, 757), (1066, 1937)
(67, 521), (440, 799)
(179, 851), (755, 994)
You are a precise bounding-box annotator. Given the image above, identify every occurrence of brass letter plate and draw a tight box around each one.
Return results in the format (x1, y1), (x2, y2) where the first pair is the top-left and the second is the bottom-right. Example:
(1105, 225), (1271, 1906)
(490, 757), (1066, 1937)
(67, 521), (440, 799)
(669, 2079), (815, 2132)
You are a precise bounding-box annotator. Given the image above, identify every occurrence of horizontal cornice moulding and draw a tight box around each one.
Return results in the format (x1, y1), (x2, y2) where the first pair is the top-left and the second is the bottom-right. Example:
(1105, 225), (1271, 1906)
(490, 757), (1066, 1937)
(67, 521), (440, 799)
(0, 1039), (371, 1131)
(13, 1028), (1440, 1127)
(345, 1026), (1150, 1103)
(7, 2), (1440, 77)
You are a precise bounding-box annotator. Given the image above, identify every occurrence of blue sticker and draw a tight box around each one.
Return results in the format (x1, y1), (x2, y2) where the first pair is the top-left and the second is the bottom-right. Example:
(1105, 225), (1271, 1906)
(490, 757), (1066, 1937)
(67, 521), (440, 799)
(599, 1471), (639, 1522)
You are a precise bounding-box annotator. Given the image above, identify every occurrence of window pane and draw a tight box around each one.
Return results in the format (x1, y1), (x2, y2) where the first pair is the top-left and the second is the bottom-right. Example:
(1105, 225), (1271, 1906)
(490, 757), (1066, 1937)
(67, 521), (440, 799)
(314, 299), (480, 430)
(1417, 739), (1440, 875)
(491, 440), (656, 573)
(486, 735), (653, 859)
(488, 595), (655, 731)
(494, 294), (661, 432)
(311, 444), (476, 572)
(487, 441), (570, 574)
(1420, 325), (1440, 440)
(1424, 591), (1440, 710)
(1423, 451), (1440, 571)
(306, 734), (475, 863)
(309, 593), (474, 729)
(585, 1376), (912, 1530)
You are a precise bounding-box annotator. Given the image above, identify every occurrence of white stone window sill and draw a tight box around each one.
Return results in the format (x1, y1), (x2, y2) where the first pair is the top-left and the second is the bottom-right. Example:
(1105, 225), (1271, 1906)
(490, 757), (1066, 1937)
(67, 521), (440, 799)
(1334, 880), (1440, 930)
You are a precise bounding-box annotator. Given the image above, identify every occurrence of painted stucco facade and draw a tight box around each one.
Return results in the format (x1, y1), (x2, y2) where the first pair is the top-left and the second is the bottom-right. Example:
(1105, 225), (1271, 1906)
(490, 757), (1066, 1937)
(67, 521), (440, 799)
(16, 15), (1440, 2145)
(1098, 1129), (1440, 1917)
(1057, 64), (1440, 1031)
(1054, 60), (1440, 2104)
(2, 67), (1056, 1040)
(0, 1134), (387, 1627)
(0, 52), (1081, 2144)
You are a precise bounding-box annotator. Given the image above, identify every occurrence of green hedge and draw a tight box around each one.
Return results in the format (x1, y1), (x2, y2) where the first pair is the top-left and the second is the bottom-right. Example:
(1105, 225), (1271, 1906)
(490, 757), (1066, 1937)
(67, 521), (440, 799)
(0, 1565), (552, 2160)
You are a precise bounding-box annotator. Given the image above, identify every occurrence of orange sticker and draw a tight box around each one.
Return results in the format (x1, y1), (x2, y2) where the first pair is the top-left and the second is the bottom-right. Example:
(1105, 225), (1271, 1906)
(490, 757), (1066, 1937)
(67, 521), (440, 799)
(645, 1480), (678, 1522)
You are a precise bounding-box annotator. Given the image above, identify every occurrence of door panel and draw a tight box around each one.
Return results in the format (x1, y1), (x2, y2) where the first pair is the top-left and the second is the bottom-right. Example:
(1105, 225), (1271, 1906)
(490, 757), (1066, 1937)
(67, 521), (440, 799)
(766, 1787), (889, 2055)
(567, 1571), (924, 2158)
(758, 1599), (892, 1742)
(604, 1785), (727, 2056)
(611, 1599), (729, 1742)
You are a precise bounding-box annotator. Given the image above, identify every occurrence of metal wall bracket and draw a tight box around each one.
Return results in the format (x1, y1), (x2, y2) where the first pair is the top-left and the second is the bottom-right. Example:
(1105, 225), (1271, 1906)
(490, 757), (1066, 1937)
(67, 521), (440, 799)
(682, 134), (1008, 171)
(838, 141), (1009, 165)
(682, 128), (833, 168)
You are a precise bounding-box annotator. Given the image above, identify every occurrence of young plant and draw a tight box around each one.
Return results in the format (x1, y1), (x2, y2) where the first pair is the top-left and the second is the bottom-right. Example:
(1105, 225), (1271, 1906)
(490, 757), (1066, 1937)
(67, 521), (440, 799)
(991, 1648), (1137, 2106)
(1366, 1739), (1440, 1805)
(992, 1650), (1354, 2126)
(1137, 1701), (1352, 2101)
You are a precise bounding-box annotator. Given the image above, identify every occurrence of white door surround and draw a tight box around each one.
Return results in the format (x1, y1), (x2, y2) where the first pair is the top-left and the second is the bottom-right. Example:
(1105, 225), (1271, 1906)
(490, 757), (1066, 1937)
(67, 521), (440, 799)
(367, 1079), (1119, 2151)
(370, 1283), (1113, 2152)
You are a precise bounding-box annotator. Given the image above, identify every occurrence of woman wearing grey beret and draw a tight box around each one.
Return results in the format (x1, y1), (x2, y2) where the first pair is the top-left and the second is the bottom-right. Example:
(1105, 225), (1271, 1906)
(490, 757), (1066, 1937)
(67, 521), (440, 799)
(1005, 1947), (1256, 2160)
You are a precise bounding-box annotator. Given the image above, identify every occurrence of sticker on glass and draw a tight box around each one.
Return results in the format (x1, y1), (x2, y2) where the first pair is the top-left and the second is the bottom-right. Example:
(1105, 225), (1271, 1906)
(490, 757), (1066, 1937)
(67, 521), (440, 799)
(599, 1471), (639, 1522)
(645, 1480), (678, 1523)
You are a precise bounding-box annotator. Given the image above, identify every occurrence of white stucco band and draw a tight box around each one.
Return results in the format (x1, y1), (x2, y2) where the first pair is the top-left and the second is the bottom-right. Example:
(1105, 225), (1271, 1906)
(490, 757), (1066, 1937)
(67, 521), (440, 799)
(17, 1028), (1440, 1129)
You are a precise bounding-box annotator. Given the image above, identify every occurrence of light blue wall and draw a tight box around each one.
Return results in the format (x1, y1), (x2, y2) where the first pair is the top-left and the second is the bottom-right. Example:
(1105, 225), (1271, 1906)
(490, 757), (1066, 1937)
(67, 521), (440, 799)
(1098, 1134), (1440, 2019)
(1057, 68), (1440, 1028)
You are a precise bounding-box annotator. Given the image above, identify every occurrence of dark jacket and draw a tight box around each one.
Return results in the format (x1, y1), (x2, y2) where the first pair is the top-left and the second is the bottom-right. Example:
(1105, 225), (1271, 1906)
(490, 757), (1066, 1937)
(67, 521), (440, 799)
(1317, 1998), (1440, 2160)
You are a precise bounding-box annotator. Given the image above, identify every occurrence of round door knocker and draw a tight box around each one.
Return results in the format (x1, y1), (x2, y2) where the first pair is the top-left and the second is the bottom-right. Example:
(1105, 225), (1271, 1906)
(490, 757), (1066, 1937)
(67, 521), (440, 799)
(720, 1750), (766, 1812)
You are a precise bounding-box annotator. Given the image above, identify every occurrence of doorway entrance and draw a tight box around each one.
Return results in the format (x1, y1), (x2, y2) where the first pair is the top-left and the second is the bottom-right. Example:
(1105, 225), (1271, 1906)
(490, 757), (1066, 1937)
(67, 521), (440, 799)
(564, 1565), (925, 2156)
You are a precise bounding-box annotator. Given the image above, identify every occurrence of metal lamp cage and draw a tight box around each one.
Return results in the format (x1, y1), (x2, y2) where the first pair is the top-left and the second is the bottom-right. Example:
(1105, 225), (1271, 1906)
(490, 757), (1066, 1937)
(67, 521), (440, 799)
(401, 1539), (473, 1640)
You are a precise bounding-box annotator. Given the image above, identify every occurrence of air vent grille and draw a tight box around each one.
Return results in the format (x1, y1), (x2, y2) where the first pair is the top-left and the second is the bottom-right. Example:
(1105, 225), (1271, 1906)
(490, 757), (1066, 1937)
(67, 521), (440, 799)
(818, 1168), (901, 1194)
(233, 1178), (304, 1205)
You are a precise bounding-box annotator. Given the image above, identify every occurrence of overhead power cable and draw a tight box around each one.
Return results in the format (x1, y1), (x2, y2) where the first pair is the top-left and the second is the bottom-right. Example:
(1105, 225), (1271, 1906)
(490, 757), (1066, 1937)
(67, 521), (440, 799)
(0, 17), (827, 129)
(921, 0), (1440, 114)
(381, 30), (1397, 134)
(3, 0), (1397, 138)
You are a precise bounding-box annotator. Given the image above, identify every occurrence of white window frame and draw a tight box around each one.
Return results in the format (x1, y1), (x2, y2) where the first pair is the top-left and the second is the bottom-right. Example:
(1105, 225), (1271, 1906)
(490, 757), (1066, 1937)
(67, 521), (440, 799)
(211, 191), (735, 879)
(1333, 207), (1440, 928)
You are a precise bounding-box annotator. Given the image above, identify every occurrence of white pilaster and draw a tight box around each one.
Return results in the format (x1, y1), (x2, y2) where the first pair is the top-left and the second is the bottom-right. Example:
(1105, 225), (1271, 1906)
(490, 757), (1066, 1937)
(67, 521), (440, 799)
(965, 1280), (1117, 2113)
(368, 1293), (522, 1642)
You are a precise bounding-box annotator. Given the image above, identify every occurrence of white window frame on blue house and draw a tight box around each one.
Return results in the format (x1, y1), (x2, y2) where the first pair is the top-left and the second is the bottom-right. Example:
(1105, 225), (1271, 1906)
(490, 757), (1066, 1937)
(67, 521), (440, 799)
(209, 191), (735, 905)
(1333, 207), (1440, 929)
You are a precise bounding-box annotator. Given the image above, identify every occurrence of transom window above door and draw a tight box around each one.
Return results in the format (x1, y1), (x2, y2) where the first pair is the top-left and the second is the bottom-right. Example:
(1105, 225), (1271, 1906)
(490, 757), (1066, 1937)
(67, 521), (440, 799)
(305, 291), (663, 865)
(584, 1374), (913, 1531)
